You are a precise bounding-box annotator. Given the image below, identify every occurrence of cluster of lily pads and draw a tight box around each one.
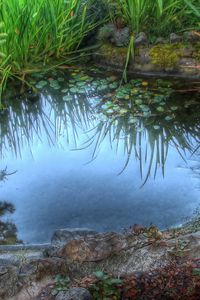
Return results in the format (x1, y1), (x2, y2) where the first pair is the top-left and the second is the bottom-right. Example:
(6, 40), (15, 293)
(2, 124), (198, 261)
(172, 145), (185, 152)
(99, 79), (179, 125)
(33, 69), (120, 103)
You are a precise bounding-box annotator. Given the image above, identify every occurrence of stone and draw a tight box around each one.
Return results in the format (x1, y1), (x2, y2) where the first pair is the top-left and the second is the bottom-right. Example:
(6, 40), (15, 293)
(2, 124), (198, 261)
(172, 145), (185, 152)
(184, 31), (200, 43)
(170, 33), (182, 43)
(51, 228), (97, 246)
(97, 23), (115, 41)
(112, 26), (130, 47)
(135, 32), (148, 47)
(155, 37), (168, 44)
(179, 58), (198, 75)
(56, 288), (93, 300)
(182, 46), (195, 57)
(0, 265), (20, 299)
(55, 232), (148, 262)
(138, 48), (151, 64)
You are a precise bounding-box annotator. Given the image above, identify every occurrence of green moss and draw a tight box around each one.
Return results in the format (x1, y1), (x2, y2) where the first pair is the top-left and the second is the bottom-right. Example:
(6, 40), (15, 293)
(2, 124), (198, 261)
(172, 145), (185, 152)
(100, 43), (127, 65)
(149, 44), (183, 68)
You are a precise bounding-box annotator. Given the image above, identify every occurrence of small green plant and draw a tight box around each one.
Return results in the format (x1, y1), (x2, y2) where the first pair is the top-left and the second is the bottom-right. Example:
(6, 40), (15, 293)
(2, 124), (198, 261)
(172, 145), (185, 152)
(89, 271), (122, 300)
(52, 275), (70, 296)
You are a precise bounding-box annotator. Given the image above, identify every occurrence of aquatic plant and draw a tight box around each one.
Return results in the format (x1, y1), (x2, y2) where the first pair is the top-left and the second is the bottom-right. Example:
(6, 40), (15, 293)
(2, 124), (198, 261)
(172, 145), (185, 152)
(0, 0), (103, 101)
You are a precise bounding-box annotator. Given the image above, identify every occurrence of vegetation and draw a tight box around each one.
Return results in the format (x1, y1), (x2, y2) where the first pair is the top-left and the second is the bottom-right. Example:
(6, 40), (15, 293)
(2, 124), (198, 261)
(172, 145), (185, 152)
(0, 0), (104, 103)
(106, 0), (200, 80)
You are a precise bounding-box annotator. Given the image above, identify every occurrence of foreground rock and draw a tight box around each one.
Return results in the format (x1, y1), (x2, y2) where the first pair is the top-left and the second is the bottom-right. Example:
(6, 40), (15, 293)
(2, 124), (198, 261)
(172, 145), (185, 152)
(56, 288), (93, 300)
(0, 227), (200, 299)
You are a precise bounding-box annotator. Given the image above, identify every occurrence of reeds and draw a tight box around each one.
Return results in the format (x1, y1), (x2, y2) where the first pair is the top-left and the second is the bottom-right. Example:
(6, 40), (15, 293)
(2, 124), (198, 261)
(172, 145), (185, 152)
(0, 0), (101, 101)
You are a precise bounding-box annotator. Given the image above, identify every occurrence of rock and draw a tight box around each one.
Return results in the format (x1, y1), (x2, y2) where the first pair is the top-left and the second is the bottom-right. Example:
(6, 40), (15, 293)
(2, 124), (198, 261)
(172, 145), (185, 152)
(155, 37), (168, 44)
(98, 23), (130, 47)
(51, 228), (98, 246)
(135, 32), (148, 47)
(138, 48), (151, 64)
(170, 33), (182, 43)
(0, 265), (20, 299)
(184, 31), (200, 43)
(97, 23), (115, 41)
(182, 46), (195, 57)
(177, 58), (198, 75)
(55, 232), (148, 262)
(112, 27), (130, 47)
(56, 288), (93, 300)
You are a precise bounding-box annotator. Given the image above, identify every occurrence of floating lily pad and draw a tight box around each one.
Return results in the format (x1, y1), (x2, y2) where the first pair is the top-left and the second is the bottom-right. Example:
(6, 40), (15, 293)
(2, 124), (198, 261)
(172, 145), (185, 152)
(135, 99), (143, 105)
(70, 87), (79, 93)
(35, 80), (47, 89)
(58, 77), (65, 82)
(61, 88), (69, 93)
(165, 115), (173, 121)
(63, 95), (73, 101)
(156, 106), (165, 112)
(119, 109), (128, 114)
(170, 106), (178, 111)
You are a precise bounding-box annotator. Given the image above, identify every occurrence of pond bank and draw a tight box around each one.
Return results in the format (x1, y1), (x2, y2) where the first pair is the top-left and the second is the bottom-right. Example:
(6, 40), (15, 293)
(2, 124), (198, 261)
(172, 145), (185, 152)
(0, 218), (200, 300)
(93, 28), (200, 79)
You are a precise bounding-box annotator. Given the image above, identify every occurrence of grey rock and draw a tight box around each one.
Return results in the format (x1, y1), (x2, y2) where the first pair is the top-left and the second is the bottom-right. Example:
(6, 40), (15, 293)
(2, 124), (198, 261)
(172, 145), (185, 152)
(170, 33), (182, 43)
(155, 37), (168, 44)
(138, 48), (151, 64)
(184, 31), (200, 43)
(112, 27), (130, 47)
(56, 288), (93, 300)
(98, 23), (115, 41)
(178, 58), (197, 67)
(51, 228), (98, 246)
(182, 47), (195, 57)
(55, 231), (149, 262)
(0, 265), (20, 299)
(135, 32), (148, 47)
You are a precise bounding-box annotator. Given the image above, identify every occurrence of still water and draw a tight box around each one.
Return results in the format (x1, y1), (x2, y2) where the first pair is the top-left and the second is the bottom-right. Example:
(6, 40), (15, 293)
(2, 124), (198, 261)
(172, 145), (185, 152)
(0, 68), (200, 243)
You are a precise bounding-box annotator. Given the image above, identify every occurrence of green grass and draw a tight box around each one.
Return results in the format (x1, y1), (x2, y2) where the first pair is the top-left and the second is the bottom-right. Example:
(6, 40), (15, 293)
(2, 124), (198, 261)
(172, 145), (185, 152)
(107, 0), (200, 81)
(0, 0), (103, 102)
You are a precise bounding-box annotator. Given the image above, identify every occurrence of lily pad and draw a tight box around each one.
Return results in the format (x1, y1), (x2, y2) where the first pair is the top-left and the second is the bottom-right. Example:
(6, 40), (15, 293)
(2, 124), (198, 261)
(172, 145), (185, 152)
(156, 106), (165, 112)
(170, 106), (178, 111)
(63, 95), (73, 102)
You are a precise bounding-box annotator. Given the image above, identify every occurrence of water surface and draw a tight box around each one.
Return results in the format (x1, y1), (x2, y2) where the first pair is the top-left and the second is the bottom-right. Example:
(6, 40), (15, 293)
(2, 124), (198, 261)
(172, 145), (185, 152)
(0, 69), (200, 243)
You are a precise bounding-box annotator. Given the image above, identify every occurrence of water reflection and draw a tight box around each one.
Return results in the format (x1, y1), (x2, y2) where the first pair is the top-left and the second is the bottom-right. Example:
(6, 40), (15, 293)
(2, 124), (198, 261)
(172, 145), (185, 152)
(1, 80), (200, 185)
(0, 200), (19, 244)
(0, 76), (200, 242)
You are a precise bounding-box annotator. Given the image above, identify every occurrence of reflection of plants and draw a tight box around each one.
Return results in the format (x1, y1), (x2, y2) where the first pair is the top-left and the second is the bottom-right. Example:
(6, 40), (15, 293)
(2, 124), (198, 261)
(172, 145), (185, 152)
(89, 82), (200, 185)
(0, 201), (19, 245)
(0, 74), (94, 157)
(0, 166), (17, 182)
(89, 271), (122, 300)
(0, 201), (15, 216)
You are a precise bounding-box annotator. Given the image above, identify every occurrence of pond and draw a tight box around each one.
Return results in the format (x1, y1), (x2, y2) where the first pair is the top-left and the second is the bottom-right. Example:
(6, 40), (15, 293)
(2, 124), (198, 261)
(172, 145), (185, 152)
(0, 67), (200, 244)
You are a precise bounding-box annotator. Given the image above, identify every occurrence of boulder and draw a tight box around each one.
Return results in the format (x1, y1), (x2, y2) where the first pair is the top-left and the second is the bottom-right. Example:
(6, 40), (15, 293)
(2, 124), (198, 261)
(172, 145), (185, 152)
(170, 33), (182, 43)
(135, 32), (148, 47)
(56, 288), (93, 300)
(51, 228), (98, 246)
(55, 231), (148, 262)
(155, 37), (168, 44)
(184, 31), (200, 43)
(112, 26), (130, 47)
